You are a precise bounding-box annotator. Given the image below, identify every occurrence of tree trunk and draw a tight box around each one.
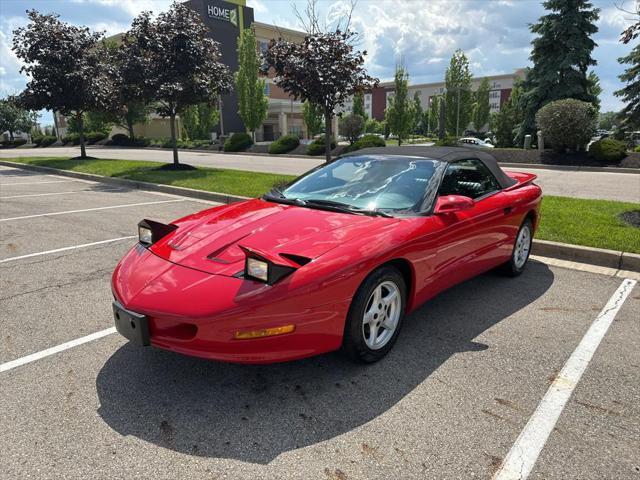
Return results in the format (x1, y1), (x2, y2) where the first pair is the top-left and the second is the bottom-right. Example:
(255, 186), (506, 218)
(9, 130), (14, 141)
(324, 109), (332, 163)
(78, 113), (87, 159)
(170, 112), (179, 166)
(127, 116), (135, 141)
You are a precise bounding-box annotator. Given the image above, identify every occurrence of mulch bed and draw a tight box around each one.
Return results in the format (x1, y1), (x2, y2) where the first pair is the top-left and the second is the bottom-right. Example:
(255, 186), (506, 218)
(619, 210), (640, 228)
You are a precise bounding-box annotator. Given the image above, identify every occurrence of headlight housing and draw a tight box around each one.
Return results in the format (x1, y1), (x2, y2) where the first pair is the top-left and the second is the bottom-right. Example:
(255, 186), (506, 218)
(137, 219), (178, 247)
(240, 245), (300, 285)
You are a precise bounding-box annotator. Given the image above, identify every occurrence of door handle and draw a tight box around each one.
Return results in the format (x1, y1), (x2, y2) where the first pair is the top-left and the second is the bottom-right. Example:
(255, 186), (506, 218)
(504, 206), (513, 215)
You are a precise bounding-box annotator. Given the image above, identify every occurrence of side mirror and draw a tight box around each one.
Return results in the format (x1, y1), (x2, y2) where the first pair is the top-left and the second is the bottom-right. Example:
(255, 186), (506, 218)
(434, 195), (475, 214)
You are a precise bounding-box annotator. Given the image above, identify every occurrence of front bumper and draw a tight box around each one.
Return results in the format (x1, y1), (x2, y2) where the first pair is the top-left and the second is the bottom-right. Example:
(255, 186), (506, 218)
(111, 246), (351, 364)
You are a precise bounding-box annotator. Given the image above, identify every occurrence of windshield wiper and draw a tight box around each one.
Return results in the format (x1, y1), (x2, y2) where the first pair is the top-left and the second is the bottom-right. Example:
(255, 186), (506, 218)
(303, 198), (394, 218)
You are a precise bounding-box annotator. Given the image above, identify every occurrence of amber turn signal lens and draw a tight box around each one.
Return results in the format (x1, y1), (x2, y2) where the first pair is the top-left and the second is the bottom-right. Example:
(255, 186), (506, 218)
(234, 324), (295, 340)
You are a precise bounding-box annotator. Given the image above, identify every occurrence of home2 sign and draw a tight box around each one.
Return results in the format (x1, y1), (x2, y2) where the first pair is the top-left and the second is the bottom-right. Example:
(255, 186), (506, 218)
(207, 2), (238, 27)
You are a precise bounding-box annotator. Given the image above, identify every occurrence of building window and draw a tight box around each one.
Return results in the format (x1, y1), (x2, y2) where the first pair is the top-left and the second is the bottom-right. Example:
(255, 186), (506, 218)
(264, 82), (270, 95)
(258, 40), (269, 54)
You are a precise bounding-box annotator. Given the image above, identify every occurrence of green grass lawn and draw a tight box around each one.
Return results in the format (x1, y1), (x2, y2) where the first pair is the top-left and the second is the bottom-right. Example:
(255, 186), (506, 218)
(538, 196), (640, 253)
(4, 157), (295, 198)
(3, 157), (639, 253)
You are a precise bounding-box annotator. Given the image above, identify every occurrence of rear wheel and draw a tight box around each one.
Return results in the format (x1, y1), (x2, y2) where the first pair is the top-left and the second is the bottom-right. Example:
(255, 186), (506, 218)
(342, 266), (406, 363)
(501, 218), (533, 276)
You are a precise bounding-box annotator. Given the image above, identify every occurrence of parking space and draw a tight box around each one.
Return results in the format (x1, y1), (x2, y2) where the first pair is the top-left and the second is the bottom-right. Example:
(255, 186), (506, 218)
(1, 165), (638, 480)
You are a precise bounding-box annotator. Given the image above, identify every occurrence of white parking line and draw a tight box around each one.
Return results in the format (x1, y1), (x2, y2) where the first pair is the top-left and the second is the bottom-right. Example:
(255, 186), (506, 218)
(0, 327), (117, 373)
(0, 189), (121, 199)
(0, 199), (186, 222)
(0, 236), (137, 264)
(493, 278), (637, 480)
(0, 179), (76, 186)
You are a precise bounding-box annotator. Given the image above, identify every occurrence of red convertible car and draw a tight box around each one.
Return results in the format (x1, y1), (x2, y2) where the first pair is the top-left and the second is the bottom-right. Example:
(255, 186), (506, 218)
(111, 147), (541, 364)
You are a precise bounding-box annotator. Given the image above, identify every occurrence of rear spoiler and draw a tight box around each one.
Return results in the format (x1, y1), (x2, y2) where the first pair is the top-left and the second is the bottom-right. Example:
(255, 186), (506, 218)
(503, 171), (537, 191)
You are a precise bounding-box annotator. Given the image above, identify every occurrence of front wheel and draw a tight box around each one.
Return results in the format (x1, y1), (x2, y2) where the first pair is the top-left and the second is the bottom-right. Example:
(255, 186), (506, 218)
(501, 218), (533, 276)
(342, 266), (407, 363)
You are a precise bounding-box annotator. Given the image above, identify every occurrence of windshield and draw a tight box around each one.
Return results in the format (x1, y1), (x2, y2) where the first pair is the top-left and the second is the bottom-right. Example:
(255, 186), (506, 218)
(277, 155), (444, 213)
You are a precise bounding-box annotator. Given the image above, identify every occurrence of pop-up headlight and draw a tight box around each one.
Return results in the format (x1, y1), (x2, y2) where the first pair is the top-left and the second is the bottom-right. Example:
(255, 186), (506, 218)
(137, 219), (178, 247)
(240, 245), (300, 285)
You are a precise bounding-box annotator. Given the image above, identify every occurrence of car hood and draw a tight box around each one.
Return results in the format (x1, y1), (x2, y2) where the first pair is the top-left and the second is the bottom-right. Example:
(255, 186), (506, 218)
(149, 198), (396, 276)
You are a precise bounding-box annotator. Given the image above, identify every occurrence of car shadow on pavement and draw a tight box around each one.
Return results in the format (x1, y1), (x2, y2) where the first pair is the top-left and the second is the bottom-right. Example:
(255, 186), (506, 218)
(96, 261), (554, 464)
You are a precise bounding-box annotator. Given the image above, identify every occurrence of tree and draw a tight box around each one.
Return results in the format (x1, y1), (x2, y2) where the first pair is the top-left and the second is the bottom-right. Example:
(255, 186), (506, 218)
(535, 99), (596, 151)
(428, 95), (440, 134)
(444, 50), (473, 137)
(598, 111), (618, 131)
(12, 10), (114, 158)
(101, 37), (151, 141)
(473, 77), (491, 131)
(302, 100), (323, 138)
(385, 66), (413, 146)
(0, 96), (36, 140)
(236, 27), (268, 141)
(495, 85), (523, 147)
(587, 71), (602, 112)
(518, 0), (600, 141)
(339, 114), (364, 144)
(125, 3), (231, 167)
(412, 91), (424, 135)
(364, 118), (383, 134)
(263, 30), (378, 161)
(352, 91), (366, 118)
(615, 42), (640, 130)
(182, 102), (220, 140)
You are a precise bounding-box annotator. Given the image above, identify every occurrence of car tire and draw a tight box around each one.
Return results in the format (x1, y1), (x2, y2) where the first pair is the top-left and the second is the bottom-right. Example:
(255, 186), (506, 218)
(342, 266), (407, 363)
(501, 218), (533, 277)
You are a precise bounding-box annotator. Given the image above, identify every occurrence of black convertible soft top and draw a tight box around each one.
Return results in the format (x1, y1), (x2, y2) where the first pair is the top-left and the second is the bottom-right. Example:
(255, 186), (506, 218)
(344, 146), (517, 189)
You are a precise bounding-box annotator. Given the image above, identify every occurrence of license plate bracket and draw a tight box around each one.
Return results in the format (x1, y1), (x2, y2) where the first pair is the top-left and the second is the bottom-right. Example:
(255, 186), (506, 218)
(113, 301), (150, 346)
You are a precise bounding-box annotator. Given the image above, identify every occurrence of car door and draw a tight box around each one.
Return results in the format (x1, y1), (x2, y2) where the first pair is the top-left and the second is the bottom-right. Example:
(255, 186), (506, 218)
(432, 158), (512, 287)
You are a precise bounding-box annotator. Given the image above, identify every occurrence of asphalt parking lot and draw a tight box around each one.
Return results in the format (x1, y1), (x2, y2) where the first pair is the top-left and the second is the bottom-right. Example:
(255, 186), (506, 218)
(1, 165), (638, 480)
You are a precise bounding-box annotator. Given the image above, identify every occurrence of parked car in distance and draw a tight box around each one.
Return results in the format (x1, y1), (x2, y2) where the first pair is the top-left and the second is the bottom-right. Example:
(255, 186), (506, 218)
(111, 147), (541, 365)
(458, 137), (495, 149)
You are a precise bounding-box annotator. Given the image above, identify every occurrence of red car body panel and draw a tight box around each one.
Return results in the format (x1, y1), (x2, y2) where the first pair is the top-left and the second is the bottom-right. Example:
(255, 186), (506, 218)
(111, 171), (541, 364)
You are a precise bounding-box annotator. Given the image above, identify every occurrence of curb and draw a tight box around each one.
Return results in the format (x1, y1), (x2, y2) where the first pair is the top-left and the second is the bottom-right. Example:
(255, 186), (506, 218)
(2, 160), (638, 273)
(532, 239), (640, 273)
(0, 160), (249, 205)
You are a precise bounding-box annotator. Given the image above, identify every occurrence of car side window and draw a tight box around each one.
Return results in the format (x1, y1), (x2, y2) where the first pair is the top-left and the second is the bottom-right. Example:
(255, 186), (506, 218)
(438, 159), (501, 199)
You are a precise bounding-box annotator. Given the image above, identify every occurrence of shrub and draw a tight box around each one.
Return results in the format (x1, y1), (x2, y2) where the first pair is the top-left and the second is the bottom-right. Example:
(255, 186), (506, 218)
(365, 118), (384, 134)
(85, 131), (107, 144)
(34, 135), (56, 147)
(345, 134), (386, 152)
(634, 145), (640, 153)
(307, 135), (336, 156)
(434, 136), (458, 147)
(109, 134), (151, 147)
(224, 132), (253, 152)
(0, 138), (28, 148)
(535, 99), (596, 152)
(589, 138), (628, 164)
(62, 133), (80, 145)
(268, 134), (300, 154)
(109, 133), (130, 145)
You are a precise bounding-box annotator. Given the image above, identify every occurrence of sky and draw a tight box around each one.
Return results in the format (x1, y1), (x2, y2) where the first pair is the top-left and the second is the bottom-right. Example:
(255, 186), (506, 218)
(0, 0), (637, 126)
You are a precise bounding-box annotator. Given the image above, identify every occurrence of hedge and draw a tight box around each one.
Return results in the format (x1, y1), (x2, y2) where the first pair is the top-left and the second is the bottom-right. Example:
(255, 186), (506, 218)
(34, 135), (57, 147)
(268, 134), (300, 154)
(344, 134), (386, 153)
(224, 132), (253, 152)
(85, 131), (107, 144)
(307, 135), (336, 156)
(0, 138), (28, 148)
(589, 138), (628, 164)
(62, 133), (80, 145)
